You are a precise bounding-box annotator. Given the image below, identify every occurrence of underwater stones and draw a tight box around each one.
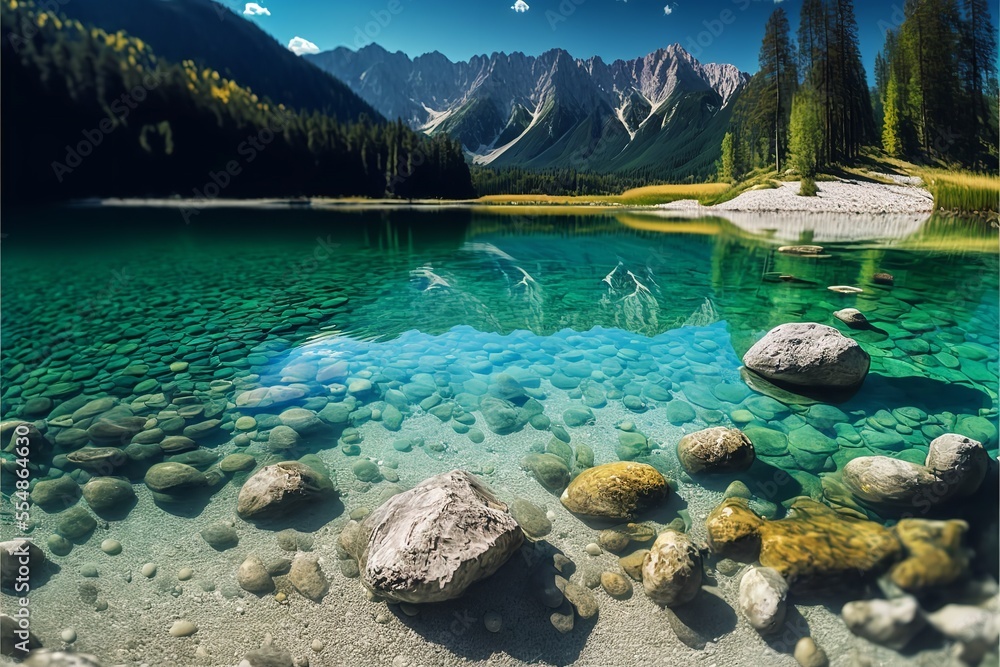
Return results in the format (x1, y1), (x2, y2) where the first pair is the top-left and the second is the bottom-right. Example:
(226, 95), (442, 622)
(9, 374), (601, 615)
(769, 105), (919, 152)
(30, 475), (80, 509)
(53, 428), (89, 450)
(381, 405), (403, 431)
(144, 462), (207, 494)
(708, 497), (900, 591)
(842, 456), (937, 506)
(479, 396), (521, 434)
(279, 408), (322, 435)
(318, 402), (352, 426)
(742, 427), (787, 457)
(743, 323), (870, 390)
(237, 462), (336, 520)
(778, 245), (824, 255)
(954, 415), (998, 448)
(521, 453), (571, 492)
(100, 539), (122, 555)
(352, 460), (381, 483)
(490, 373), (525, 402)
(200, 522), (239, 551)
(545, 439), (574, 468)
(616, 432), (650, 461)
(889, 519), (968, 592)
(560, 462), (668, 521)
(168, 620), (198, 637)
(46, 534), (72, 556)
(563, 581), (599, 619)
(267, 424), (300, 452)
(235, 385), (307, 410)
(289, 553), (328, 602)
(22, 397), (52, 417)
(642, 530), (702, 607)
(352, 470), (523, 603)
(573, 444), (595, 471)
(925, 433), (990, 496)
(705, 498), (764, 561)
(219, 454), (256, 473)
(794, 637), (829, 667)
(66, 447), (128, 473)
(0, 539), (44, 589)
(598, 530), (630, 554)
(841, 596), (925, 650)
(676, 427), (755, 475)
(844, 434), (989, 509)
(277, 528), (314, 552)
(56, 506), (96, 540)
(926, 604), (999, 664)
(563, 407), (595, 428)
(619, 549), (650, 580)
(738, 566), (788, 635)
(81, 477), (134, 512)
(509, 498), (552, 540)
(158, 436), (196, 454)
(182, 419), (222, 440)
(87, 416), (146, 445)
(600, 572), (632, 598)
(238, 554), (275, 594)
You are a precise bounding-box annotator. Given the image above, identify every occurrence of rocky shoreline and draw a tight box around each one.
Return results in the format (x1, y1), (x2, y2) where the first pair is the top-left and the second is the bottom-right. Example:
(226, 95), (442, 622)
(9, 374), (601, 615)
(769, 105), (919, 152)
(660, 175), (934, 215)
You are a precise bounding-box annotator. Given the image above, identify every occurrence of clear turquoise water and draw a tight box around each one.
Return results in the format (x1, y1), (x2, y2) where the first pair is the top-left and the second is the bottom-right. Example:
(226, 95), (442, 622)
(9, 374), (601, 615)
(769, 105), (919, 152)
(1, 207), (998, 664)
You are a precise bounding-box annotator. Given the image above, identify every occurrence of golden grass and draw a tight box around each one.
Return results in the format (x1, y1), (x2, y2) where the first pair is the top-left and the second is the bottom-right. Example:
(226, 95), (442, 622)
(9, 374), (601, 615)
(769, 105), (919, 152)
(921, 170), (1000, 215)
(475, 182), (731, 207)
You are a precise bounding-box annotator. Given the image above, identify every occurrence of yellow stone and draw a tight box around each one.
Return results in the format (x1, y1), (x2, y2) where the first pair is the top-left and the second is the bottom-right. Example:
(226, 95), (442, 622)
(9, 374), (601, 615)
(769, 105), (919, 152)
(890, 518), (968, 592)
(560, 462), (668, 520)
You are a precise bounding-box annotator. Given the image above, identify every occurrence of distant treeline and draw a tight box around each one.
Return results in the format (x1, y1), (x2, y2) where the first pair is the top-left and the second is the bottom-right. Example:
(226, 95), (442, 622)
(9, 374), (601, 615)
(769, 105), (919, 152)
(470, 166), (676, 197)
(721, 0), (998, 183)
(1, 1), (474, 205)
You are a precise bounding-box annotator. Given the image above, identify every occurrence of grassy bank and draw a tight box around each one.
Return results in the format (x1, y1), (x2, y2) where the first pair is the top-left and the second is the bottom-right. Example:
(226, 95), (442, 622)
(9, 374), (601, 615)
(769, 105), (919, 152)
(476, 182), (730, 207)
(921, 170), (1000, 216)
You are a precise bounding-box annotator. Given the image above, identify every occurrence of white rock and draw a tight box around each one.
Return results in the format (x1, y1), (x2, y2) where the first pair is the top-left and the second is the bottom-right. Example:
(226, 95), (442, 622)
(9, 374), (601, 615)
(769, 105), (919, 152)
(738, 566), (788, 634)
(743, 322), (870, 389)
(353, 470), (523, 603)
(926, 603), (999, 664)
(642, 530), (702, 607)
(168, 620), (197, 637)
(841, 596), (924, 649)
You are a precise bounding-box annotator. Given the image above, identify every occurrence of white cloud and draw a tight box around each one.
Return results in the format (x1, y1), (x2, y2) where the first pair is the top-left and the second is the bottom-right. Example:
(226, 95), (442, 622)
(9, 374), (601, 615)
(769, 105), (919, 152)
(511, 0), (529, 13)
(288, 36), (320, 56)
(663, 5), (674, 15)
(243, 3), (270, 16)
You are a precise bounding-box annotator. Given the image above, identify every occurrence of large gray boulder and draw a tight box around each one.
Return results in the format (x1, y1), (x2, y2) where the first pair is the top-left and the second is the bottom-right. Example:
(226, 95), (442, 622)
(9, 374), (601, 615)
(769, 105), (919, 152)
(842, 456), (938, 506)
(843, 433), (990, 507)
(236, 462), (336, 520)
(743, 323), (870, 389)
(351, 470), (523, 603)
(925, 433), (990, 498)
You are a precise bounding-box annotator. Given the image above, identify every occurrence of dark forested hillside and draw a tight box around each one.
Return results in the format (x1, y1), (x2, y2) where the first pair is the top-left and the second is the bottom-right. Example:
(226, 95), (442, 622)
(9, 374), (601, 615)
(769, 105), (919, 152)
(56, 0), (380, 121)
(1, 0), (474, 204)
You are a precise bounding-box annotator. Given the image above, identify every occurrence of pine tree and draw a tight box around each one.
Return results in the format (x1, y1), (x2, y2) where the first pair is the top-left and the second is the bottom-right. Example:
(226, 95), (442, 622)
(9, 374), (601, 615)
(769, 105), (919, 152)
(789, 85), (824, 196)
(758, 8), (798, 173)
(719, 132), (736, 182)
(882, 72), (903, 156)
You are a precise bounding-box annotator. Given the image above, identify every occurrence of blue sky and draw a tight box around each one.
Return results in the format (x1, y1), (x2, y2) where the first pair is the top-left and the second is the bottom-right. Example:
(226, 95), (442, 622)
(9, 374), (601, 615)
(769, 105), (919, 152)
(229, 1), (987, 79)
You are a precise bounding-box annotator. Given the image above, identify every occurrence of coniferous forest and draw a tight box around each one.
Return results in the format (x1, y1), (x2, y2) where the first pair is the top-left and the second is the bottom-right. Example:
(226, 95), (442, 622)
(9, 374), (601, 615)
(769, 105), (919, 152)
(1, 0), (475, 204)
(724, 0), (998, 184)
